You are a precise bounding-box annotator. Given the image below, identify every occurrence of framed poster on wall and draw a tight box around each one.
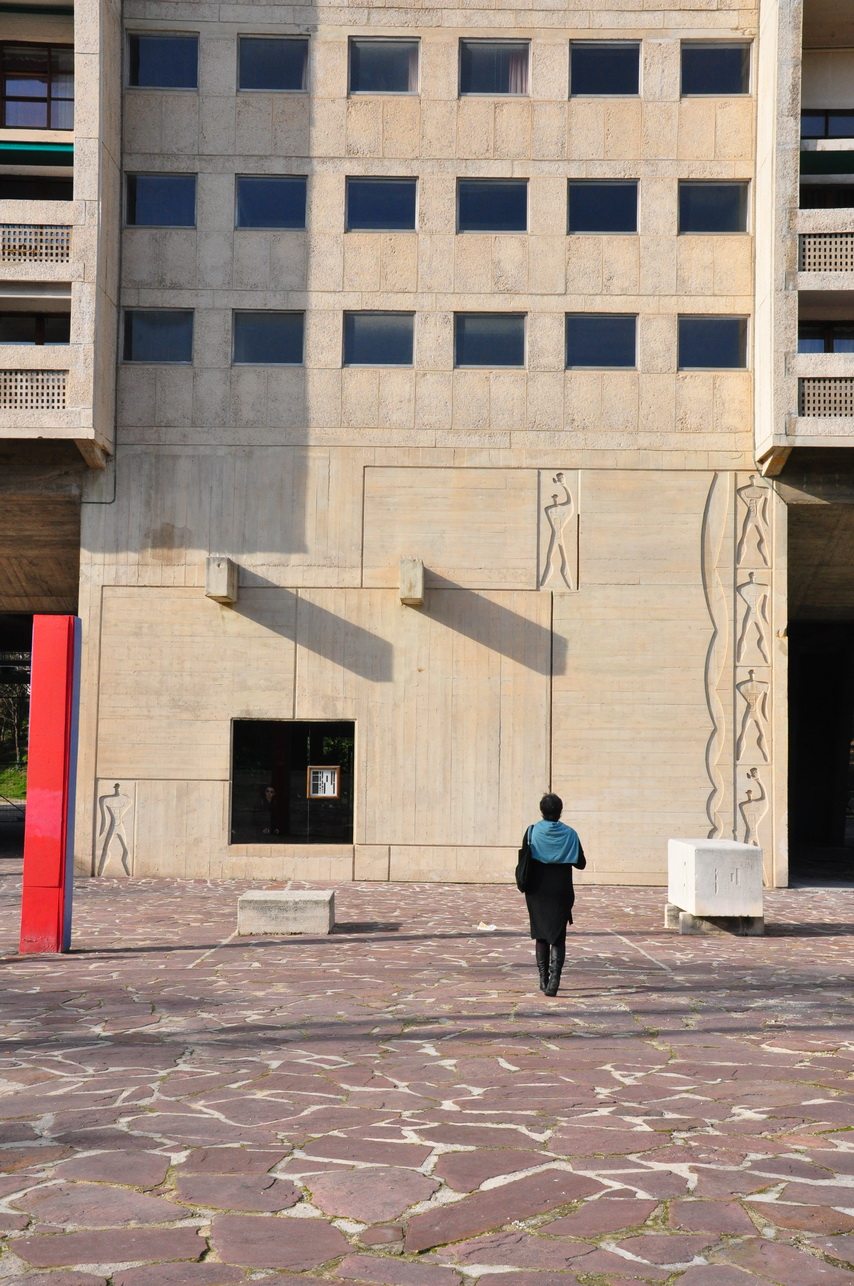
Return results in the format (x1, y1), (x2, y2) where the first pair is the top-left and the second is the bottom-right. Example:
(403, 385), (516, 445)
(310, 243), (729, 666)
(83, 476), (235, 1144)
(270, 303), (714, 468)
(307, 765), (340, 799)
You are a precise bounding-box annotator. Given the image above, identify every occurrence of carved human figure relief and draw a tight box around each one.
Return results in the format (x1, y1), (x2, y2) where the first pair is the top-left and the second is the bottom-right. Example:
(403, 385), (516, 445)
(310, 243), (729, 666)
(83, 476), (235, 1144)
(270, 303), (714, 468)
(736, 669), (770, 764)
(97, 782), (133, 876)
(736, 572), (770, 665)
(738, 767), (768, 846)
(539, 471), (578, 590)
(736, 474), (770, 568)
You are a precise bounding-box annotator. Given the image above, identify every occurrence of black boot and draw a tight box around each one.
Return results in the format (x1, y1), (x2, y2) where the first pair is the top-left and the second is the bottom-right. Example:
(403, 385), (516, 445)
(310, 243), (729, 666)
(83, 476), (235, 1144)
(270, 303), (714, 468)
(535, 940), (549, 993)
(544, 940), (565, 997)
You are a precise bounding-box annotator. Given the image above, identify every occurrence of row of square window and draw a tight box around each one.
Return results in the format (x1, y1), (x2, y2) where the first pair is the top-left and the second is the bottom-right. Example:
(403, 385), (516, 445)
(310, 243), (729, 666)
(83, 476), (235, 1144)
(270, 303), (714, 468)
(127, 174), (750, 235)
(123, 309), (749, 369)
(128, 33), (752, 97)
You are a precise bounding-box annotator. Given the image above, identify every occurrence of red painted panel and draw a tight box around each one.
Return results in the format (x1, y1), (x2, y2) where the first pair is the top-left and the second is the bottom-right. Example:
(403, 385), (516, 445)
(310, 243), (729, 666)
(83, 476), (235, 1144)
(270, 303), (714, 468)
(19, 615), (80, 955)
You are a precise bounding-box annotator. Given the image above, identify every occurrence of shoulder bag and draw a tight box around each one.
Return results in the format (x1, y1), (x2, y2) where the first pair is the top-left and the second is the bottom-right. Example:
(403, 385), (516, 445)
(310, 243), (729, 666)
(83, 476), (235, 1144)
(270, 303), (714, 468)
(515, 825), (533, 892)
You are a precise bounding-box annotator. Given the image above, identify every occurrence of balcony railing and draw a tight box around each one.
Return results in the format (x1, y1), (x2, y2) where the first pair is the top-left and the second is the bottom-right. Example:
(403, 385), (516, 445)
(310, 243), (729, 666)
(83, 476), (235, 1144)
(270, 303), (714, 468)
(0, 223), (71, 264)
(799, 231), (854, 272)
(798, 376), (854, 417)
(0, 368), (66, 410)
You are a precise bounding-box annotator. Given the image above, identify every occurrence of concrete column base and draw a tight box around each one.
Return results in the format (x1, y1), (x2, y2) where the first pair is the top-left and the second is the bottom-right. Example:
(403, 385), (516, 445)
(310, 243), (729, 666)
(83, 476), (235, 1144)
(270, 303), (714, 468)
(665, 902), (764, 936)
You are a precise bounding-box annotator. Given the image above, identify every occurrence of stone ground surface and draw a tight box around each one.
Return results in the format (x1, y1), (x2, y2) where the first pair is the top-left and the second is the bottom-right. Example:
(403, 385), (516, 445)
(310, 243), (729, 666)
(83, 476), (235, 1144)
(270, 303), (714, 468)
(0, 862), (852, 1285)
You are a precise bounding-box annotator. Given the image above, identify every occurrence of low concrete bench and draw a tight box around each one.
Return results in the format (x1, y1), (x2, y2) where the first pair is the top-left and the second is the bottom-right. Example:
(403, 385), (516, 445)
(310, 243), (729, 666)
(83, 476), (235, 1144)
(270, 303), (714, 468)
(665, 839), (764, 935)
(237, 889), (335, 936)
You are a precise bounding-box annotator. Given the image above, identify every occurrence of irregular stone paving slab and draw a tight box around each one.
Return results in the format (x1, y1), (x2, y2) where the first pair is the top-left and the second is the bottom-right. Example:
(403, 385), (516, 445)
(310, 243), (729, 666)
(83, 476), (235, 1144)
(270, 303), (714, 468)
(721, 1238), (854, 1282)
(181, 1147), (289, 1174)
(309, 1165), (439, 1221)
(112, 1266), (246, 1286)
(12, 1226), (204, 1268)
(542, 1196), (660, 1235)
(174, 1172), (301, 1211)
(53, 1151), (171, 1188)
(11, 1181), (186, 1226)
(211, 1212), (349, 1269)
(431, 1148), (549, 1191)
(333, 1253), (462, 1284)
(6, 1273), (108, 1286)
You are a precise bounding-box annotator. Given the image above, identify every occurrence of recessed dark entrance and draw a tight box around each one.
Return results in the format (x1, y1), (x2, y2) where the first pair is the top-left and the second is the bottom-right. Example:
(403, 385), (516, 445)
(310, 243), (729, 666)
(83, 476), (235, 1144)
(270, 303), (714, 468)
(0, 613), (32, 861)
(230, 719), (354, 845)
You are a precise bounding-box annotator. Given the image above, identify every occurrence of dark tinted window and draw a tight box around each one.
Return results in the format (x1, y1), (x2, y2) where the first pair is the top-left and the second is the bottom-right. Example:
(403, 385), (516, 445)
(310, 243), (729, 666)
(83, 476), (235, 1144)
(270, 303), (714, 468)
(233, 311), (303, 364)
(460, 40), (529, 95)
(570, 42), (639, 96)
(344, 312), (414, 365)
(126, 173), (196, 226)
(0, 175), (72, 200)
(800, 184), (854, 209)
(0, 312), (70, 344)
(238, 37), (307, 91)
(458, 179), (527, 232)
(346, 177), (416, 230)
(0, 43), (74, 129)
(349, 39), (418, 93)
(679, 182), (748, 233)
(455, 313), (525, 367)
(681, 43), (750, 95)
(128, 34), (198, 89)
(801, 110), (854, 140)
(566, 314), (636, 368)
(568, 181), (637, 233)
(798, 322), (854, 354)
(123, 309), (193, 362)
(235, 175), (306, 228)
(678, 316), (747, 369)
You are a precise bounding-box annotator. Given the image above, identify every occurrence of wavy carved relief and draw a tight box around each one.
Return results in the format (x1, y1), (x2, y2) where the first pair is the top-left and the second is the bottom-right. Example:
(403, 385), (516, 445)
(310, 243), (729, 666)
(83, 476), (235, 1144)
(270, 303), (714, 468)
(701, 473), (730, 838)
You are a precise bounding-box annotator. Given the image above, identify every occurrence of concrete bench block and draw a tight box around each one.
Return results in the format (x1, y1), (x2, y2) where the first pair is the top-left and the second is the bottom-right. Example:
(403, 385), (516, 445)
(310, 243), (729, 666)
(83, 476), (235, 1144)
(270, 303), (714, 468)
(237, 889), (334, 936)
(667, 838), (764, 934)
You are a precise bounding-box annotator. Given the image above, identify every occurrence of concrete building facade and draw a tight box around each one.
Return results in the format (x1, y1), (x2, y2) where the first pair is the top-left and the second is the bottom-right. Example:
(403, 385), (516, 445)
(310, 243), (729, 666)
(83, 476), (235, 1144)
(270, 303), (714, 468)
(1, 0), (851, 886)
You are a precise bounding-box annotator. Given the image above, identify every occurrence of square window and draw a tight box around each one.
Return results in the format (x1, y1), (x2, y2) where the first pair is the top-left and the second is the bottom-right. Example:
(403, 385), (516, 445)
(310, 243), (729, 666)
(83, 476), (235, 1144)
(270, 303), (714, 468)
(237, 36), (307, 91)
(678, 181), (748, 233)
(128, 34), (198, 89)
(349, 39), (418, 94)
(797, 323), (825, 355)
(455, 313), (525, 367)
(570, 42), (639, 96)
(233, 311), (304, 365)
(235, 175), (306, 229)
(568, 180), (637, 233)
(0, 312), (70, 345)
(346, 177), (417, 230)
(343, 311), (414, 365)
(230, 719), (354, 844)
(457, 179), (527, 232)
(459, 40), (529, 95)
(123, 309), (193, 362)
(566, 314), (636, 368)
(678, 316), (747, 369)
(0, 42), (74, 130)
(126, 173), (197, 227)
(681, 42), (750, 96)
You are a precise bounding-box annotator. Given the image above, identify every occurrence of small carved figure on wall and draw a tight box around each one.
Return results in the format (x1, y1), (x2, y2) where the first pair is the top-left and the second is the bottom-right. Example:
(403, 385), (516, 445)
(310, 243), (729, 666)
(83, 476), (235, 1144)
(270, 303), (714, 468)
(97, 783), (132, 876)
(736, 669), (770, 763)
(739, 768), (767, 846)
(540, 472), (575, 590)
(736, 572), (770, 664)
(736, 474), (770, 567)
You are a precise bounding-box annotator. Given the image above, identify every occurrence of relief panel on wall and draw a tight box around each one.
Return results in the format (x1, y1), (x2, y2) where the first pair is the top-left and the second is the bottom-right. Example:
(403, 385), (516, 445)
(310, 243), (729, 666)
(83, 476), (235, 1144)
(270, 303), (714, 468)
(538, 469), (579, 591)
(95, 779), (135, 876)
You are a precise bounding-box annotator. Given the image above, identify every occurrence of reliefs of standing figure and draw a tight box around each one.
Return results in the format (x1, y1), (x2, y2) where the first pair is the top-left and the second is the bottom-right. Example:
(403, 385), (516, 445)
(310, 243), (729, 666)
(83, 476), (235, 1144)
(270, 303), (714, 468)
(96, 781), (134, 876)
(736, 474), (770, 568)
(736, 669), (770, 764)
(738, 767), (768, 847)
(538, 470), (579, 591)
(736, 572), (771, 665)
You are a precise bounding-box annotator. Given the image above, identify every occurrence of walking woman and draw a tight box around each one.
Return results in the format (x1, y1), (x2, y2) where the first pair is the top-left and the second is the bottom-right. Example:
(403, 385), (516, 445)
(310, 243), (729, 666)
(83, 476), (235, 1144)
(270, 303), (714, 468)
(525, 793), (586, 997)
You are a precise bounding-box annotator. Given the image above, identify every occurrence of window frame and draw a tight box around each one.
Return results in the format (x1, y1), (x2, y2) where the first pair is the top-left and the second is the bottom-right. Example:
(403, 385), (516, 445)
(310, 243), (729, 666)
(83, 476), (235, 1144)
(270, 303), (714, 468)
(0, 40), (74, 131)
(677, 180), (750, 235)
(0, 311), (71, 345)
(800, 109), (854, 141)
(680, 40), (752, 98)
(456, 177), (528, 233)
(569, 40), (641, 98)
(797, 321), (854, 355)
(236, 35), (309, 93)
(347, 36), (420, 96)
(567, 179), (639, 235)
(677, 314), (749, 371)
(458, 38), (531, 98)
(565, 313), (637, 370)
(122, 308), (195, 364)
(126, 32), (199, 90)
(125, 172), (198, 228)
(234, 173), (308, 230)
(345, 175), (418, 232)
(232, 309), (305, 366)
(454, 311), (527, 369)
(342, 310), (415, 367)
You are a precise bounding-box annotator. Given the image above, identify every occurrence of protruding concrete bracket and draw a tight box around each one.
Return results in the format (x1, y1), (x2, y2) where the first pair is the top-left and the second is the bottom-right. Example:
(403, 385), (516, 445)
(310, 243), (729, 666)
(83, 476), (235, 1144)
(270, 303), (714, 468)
(400, 557), (424, 607)
(756, 446), (791, 478)
(205, 555), (239, 606)
(75, 439), (109, 470)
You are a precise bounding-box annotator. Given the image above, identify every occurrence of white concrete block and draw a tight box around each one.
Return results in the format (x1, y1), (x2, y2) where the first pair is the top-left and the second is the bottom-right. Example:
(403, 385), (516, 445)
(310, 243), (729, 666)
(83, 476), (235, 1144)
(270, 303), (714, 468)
(668, 839), (764, 919)
(400, 557), (424, 607)
(237, 889), (335, 936)
(206, 555), (238, 605)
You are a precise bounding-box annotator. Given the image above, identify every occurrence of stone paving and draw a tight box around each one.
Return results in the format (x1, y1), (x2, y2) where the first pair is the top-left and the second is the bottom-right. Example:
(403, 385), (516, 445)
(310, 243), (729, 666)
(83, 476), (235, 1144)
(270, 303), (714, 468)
(0, 867), (852, 1285)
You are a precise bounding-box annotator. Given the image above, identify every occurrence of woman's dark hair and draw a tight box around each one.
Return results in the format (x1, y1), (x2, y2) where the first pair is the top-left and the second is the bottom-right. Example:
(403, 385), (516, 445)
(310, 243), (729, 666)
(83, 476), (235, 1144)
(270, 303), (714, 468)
(540, 792), (563, 821)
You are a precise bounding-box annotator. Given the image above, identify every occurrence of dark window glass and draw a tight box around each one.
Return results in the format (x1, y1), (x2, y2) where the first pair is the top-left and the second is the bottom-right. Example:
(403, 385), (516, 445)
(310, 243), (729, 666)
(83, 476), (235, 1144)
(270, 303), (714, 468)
(458, 179), (527, 232)
(681, 43), (750, 95)
(0, 176), (72, 200)
(678, 316), (747, 369)
(230, 719), (355, 844)
(235, 175), (306, 229)
(126, 173), (196, 226)
(568, 181), (637, 233)
(0, 312), (70, 344)
(349, 39), (418, 93)
(343, 311), (414, 365)
(0, 42), (74, 129)
(238, 37), (307, 91)
(459, 40), (529, 95)
(128, 34), (198, 89)
(566, 314), (636, 368)
(827, 111), (854, 138)
(679, 182), (748, 233)
(801, 110), (854, 140)
(455, 313), (525, 367)
(123, 309), (193, 362)
(800, 184), (854, 209)
(233, 311), (303, 365)
(797, 322), (854, 354)
(570, 42), (639, 96)
(346, 177), (417, 230)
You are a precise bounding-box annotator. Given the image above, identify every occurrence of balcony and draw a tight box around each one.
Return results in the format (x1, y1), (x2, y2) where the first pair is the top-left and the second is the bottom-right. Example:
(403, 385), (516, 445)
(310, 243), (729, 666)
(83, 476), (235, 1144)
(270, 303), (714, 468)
(790, 353), (854, 445)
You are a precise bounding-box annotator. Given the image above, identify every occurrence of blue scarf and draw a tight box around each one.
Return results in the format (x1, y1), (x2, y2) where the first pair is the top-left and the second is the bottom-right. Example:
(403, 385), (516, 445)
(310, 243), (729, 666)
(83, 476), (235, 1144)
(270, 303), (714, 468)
(530, 819), (581, 865)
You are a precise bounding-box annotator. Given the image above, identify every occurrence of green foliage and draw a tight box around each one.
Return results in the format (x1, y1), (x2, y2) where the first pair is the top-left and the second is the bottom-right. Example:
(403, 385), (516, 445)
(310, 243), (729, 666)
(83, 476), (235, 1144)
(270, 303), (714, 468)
(0, 762), (26, 800)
